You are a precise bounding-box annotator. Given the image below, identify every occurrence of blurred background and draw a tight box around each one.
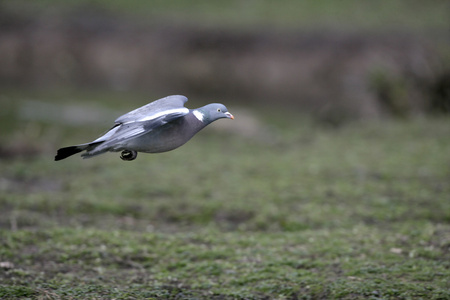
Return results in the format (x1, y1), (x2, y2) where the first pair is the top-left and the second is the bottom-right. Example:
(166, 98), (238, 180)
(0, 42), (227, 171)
(1, 0), (449, 223)
(1, 2), (450, 297)
(1, 0), (449, 126)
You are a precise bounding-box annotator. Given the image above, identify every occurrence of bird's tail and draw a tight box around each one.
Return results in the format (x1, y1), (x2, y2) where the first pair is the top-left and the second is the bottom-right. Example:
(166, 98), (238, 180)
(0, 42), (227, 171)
(55, 145), (88, 161)
(54, 142), (103, 161)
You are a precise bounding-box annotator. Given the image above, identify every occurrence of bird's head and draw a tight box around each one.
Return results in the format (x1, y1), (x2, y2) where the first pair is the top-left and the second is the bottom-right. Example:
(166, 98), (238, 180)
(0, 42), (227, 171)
(195, 103), (234, 124)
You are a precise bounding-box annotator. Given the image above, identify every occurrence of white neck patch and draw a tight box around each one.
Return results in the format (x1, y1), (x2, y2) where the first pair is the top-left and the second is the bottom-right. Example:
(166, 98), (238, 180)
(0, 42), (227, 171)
(193, 110), (204, 122)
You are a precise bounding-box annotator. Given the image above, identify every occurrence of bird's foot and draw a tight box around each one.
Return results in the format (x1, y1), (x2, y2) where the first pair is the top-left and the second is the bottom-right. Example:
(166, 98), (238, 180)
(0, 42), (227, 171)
(120, 150), (138, 161)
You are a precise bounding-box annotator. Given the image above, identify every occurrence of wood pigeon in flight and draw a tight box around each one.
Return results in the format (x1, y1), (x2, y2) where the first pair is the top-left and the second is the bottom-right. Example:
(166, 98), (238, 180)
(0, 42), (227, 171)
(55, 95), (234, 161)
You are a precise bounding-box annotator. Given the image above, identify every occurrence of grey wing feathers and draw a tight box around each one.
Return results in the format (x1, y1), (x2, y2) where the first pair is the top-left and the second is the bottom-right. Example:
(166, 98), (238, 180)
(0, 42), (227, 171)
(90, 95), (189, 147)
(94, 122), (148, 147)
(114, 95), (188, 124)
(97, 112), (186, 147)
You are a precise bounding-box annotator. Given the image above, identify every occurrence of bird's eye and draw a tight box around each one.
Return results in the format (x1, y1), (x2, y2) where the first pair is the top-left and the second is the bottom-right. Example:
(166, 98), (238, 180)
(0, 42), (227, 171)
(217, 108), (221, 112)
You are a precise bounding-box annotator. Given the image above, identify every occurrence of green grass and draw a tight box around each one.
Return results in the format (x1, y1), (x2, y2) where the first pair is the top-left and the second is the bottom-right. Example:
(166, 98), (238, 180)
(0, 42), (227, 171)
(4, 0), (450, 32)
(1, 91), (450, 299)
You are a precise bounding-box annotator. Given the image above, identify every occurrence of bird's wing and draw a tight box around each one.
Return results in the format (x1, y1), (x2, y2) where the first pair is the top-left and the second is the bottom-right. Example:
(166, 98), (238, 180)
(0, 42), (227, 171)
(114, 95), (188, 124)
(91, 98), (189, 147)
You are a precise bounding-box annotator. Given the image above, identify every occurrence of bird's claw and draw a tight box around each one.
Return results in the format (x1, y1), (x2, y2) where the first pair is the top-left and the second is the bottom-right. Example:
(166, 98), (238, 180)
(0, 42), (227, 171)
(120, 150), (137, 161)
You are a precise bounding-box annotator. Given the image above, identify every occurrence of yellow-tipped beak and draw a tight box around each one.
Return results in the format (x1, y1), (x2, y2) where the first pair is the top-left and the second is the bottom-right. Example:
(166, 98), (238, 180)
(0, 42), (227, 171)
(225, 112), (234, 120)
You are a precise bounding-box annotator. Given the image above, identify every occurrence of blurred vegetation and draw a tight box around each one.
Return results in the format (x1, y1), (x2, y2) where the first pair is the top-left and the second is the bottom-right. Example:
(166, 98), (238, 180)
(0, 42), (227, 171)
(1, 0), (450, 121)
(4, 0), (450, 31)
(1, 1), (450, 299)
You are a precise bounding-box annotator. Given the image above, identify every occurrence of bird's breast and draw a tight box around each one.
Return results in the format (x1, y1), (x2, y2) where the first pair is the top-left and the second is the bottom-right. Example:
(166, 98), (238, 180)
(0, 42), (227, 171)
(127, 114), (205, 153)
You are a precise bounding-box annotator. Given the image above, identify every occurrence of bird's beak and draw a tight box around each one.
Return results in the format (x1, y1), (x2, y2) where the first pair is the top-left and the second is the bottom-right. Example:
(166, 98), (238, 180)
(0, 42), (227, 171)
(225, 112), (234, 120)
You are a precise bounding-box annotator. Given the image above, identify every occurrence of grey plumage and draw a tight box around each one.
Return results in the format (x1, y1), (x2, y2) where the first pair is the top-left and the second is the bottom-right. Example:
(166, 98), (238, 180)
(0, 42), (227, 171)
(55, 95), (234, 161)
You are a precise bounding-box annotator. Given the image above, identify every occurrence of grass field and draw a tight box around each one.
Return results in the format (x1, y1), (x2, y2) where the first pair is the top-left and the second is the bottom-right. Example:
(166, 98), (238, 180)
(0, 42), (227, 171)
(0, 91), (449, 299)
(5, 0), (450, 32)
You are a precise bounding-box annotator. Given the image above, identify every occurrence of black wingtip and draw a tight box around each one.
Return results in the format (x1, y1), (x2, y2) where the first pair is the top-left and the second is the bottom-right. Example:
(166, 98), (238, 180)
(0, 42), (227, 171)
(54, 146), (83, 161)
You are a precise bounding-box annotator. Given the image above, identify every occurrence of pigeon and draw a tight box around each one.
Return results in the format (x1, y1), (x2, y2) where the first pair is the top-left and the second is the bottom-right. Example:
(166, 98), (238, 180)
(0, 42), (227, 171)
(55, 95), (234, 161)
